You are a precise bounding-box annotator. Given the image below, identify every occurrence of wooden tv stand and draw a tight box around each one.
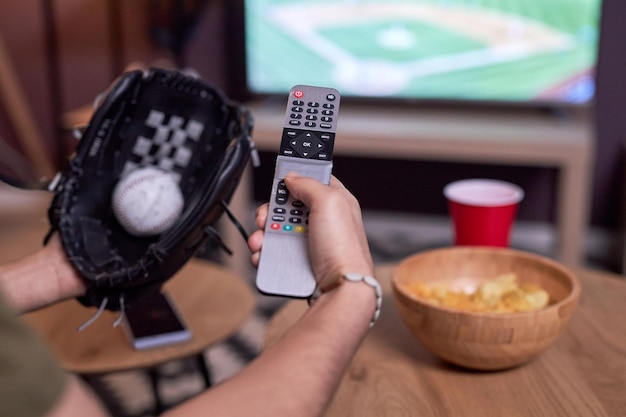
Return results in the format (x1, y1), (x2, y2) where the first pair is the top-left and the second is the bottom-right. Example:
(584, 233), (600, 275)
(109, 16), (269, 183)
(225, 100), (594, 275)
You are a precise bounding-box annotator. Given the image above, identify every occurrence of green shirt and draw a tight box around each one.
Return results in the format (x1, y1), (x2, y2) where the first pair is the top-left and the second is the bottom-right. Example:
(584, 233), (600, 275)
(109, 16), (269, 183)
(0, 294), (67, 417)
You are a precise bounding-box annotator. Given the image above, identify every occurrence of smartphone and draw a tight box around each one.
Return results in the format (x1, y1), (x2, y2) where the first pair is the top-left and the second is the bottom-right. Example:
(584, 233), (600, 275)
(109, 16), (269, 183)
(123, 292), (192, 350)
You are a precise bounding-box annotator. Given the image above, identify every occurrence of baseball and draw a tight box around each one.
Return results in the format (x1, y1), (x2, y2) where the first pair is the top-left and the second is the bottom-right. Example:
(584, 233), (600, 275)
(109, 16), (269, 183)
(112, 167), (184, 236)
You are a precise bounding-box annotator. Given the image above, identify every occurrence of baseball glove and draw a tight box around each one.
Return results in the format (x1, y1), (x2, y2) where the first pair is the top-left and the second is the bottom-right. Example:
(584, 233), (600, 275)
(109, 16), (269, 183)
(46, 68), (257, 314)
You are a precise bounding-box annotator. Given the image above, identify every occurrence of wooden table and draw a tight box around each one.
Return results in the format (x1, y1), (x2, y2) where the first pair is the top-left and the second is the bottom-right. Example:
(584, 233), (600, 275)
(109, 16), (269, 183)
(265, 264), (626, 417)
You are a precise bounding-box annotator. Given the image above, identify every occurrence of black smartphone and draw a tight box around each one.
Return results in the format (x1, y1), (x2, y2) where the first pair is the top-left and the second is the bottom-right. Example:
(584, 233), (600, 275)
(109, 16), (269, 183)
(123, 292), (192, 350)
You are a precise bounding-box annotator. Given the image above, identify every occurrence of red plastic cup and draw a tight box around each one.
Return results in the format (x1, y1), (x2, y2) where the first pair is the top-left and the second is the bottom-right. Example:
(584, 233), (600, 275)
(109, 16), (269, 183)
(444, 179), (524, 247)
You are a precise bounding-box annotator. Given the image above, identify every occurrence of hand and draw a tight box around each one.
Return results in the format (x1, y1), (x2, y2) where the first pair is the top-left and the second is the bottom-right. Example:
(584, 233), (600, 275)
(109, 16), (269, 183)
(248, 174), (374, 288)
(0, 234), (86, 313)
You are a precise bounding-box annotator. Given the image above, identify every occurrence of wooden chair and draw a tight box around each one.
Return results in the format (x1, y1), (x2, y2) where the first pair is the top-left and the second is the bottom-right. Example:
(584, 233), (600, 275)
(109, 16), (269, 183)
(0, 34), (55, 180)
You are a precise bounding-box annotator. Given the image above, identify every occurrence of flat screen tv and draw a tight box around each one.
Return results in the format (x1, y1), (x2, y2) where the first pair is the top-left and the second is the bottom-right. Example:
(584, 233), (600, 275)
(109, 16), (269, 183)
(240, 0), (602, 107)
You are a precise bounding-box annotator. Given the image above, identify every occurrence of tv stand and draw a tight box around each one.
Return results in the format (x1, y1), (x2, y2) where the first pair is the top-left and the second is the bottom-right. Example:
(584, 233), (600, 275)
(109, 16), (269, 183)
(225, 100), (593, 275)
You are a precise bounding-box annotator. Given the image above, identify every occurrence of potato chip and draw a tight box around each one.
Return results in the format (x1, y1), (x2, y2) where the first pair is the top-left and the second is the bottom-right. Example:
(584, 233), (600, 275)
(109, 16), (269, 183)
(405, 273), (549, 313)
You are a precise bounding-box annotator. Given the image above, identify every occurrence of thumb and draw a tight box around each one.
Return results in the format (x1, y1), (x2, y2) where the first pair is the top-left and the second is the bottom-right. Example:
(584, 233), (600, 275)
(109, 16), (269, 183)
(283, 172), (327, 206)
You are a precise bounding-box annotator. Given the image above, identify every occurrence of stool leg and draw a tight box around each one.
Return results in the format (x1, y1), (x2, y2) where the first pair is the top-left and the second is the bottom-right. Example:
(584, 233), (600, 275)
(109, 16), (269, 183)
(147, 367), (165, 414)
(81, 374), (132, 417)
(195, 352), (212, 388)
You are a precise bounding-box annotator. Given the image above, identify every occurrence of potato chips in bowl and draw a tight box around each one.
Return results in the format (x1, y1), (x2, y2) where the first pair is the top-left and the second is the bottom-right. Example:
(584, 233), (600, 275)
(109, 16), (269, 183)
(392, 247), (580, 370)
(405, 272), (550, 313)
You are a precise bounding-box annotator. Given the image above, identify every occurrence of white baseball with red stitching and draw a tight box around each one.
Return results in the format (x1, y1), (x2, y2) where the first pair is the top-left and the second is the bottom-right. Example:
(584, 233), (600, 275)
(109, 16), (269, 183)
(112, 167), (184, 236)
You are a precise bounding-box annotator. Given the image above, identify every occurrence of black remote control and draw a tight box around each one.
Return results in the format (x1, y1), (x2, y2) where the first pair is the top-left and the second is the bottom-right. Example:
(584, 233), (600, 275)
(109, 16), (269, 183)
(256, 85), (340, 298)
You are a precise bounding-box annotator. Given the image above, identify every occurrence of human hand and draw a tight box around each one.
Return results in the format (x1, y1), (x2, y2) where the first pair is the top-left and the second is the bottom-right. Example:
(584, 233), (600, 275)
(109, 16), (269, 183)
(248, 174), (374, 289)
(0, 234), (86, 313)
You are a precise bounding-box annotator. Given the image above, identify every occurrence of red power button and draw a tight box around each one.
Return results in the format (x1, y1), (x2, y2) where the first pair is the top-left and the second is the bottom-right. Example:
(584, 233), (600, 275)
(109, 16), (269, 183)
(294, 90), (304, 99)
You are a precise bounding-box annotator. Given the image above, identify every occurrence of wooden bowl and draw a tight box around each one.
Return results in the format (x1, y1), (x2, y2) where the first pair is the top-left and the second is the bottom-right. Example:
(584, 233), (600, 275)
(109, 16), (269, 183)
(391, 247), (580, 370)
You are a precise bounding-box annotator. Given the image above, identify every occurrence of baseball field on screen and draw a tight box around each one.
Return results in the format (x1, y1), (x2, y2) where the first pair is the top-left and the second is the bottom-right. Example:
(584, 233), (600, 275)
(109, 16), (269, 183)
(244, 0), (601, 103)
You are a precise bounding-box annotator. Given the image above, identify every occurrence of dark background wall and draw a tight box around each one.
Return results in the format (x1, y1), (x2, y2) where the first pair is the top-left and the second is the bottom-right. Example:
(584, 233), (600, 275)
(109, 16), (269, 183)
(0, 0), (622, 234)
(592, 0), (626, 230)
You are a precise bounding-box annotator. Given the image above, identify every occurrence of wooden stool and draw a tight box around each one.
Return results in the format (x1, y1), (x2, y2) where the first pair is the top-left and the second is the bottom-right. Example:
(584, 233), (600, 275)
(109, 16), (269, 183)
(22, 259), (255, 413)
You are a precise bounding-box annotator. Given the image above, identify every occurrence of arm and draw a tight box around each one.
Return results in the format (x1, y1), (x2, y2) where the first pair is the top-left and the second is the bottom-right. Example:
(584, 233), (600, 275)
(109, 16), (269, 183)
(0, 173), (375, 417)
(46, 375), (110, 417)
(164, 173), (377, 417)
(0, 274), (109, 417)
(0, 235), (85, 313)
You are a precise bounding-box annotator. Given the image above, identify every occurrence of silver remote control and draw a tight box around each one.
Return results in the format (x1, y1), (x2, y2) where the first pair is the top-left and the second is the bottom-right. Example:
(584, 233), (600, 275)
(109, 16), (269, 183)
(256, 85), (340, 298)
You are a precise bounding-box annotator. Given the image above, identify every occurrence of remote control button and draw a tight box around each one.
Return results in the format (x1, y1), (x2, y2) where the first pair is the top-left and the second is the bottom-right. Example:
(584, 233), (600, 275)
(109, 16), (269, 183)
(290, 209), (303, 215)
(323, 103), (335, 109)
(292, 200), (304, 207)
(274, 207), (286, 214)
(320, 123), (332, 129)
(290, 113), (302, 119)
(320, 134), (331, 141)
(294, 90), (304, 99)
(322, 110), (334, 115)
(291, 132), (324, 158)
(272, 215), (285, 222)
(326, 93), (336, 101)
(283, 224), (293, 231)
(306, 108), (318, 114)
(295, 225), (306, 233)
(305, 115), (317, 121)
(305, 121), (316, 128)
(292, 106), (303, 112)
(270, 223), (280, 230)
(289, 120), (301, 126)
(290, 217), (303, 224)
(308, 101), (319, 107)
(321, 116), (332, 122)
(293, 100), (304, 106)
(276, 180), (289, 204)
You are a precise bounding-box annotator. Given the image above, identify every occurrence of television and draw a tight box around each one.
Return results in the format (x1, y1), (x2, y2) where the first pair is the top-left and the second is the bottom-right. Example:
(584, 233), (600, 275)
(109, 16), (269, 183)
(239, 0), (602, 107)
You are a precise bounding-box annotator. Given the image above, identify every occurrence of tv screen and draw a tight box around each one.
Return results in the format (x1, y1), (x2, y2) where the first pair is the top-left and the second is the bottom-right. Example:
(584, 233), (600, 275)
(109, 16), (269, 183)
(243, 0), (602, 106)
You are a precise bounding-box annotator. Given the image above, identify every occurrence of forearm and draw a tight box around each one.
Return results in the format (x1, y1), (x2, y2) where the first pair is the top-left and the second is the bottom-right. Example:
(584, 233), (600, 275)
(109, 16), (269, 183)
(165, 282), (376, 417)
(0, 236), (85, 313)
(46, 375), (110, 417)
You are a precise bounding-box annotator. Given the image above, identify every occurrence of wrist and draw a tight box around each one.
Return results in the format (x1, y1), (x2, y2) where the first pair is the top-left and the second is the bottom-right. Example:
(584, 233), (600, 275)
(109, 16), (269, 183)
(309, 273), (382, 328)
(46, 236), (86, 298)
(0, 236), (86, 313)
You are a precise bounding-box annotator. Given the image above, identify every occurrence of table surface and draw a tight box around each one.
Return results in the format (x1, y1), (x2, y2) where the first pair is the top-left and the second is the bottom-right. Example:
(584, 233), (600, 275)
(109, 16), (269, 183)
(265, 264), (626, 417)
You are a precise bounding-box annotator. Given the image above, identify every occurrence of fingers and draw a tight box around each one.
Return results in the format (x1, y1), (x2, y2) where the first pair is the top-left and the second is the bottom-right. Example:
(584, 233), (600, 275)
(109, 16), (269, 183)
(285, 174), (355, 205)
(255, 203), (269, 230)
(247, 230), (263, 268)
(248, 203), (269, 268)
(248, 174), (373, 281)
(284, 173), (374, 282)
(247, 229), (264, 253)
(284, 174), (362, 228)
(282, 173), (331, 207)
